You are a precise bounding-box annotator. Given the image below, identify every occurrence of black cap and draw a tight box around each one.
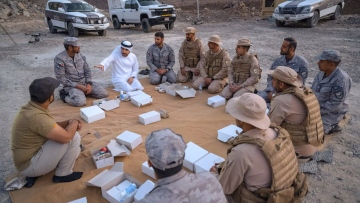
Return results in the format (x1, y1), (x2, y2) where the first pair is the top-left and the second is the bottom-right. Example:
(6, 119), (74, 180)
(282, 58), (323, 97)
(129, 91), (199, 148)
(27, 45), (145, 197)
(29, 77), (60, 103)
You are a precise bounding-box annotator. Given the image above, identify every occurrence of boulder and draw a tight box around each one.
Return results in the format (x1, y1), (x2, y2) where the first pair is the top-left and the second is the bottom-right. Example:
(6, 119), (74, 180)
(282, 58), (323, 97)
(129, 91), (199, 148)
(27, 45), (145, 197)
(17, 2), (25, 10)
(0, 4), (11, 19)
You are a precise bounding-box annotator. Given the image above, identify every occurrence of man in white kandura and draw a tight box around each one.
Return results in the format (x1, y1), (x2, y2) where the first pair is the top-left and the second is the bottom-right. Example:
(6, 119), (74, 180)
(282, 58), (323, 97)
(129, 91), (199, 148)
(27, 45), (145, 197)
(94, 41), (144, 92)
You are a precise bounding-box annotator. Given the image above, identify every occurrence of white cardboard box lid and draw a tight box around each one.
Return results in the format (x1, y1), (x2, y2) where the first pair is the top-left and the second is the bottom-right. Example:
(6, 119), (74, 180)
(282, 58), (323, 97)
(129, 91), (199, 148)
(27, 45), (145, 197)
(86, 162), (124, 187)
(68, 197), (87, 203)
(107, 139), (130, 156)
(176, 88), (196, 98)
(99, 100), (120, 111)
(80, 105), (105, 117)
(127, 90), (144, 97)
(185, 142), (209, 163)
(116, 130), (142, 144)
(142, 161), (155, 179)
(217, 124), (243, 142)
(134, 180), (155, 201)
(208, 95), (225, 105)
(93, 98), (109, 106)
(139, 110), (160, 118)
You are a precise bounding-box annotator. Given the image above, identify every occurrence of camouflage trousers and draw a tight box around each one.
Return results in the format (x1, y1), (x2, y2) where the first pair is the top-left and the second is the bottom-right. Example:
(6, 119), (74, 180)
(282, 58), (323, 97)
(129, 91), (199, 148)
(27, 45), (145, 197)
(63, 82), (108, 107)
(220, 85), (252, 100)
(192, 77), (227, 94)
(176, 66), (199, 83)
(149, 69), (177, 85)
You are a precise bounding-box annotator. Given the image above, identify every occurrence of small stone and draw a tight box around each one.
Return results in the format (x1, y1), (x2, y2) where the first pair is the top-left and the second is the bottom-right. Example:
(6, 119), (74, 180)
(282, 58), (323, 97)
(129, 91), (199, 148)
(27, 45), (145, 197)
(23, 10), (29, 17)
(345, 151), (353, 156)
(16, 2), (25, 10)
(337, 177), (343, 181)
(251, 7), (255, 11)
(331, 161), (335, 165)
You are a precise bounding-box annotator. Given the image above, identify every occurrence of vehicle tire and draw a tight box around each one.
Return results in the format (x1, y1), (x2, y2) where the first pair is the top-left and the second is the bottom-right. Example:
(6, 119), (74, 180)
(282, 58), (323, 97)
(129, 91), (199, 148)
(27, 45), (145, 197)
(306, 11), (319, 28)
(164, 22), (174, 30)
(113, 17), (121, 29)
(47, 19), (57, 34)
(275, 19), (285, 27)
(67, 22), (79, 37)
(142, 18), (151, 33)
(331, 5), (341, 20)
(98, 29), (107, 36)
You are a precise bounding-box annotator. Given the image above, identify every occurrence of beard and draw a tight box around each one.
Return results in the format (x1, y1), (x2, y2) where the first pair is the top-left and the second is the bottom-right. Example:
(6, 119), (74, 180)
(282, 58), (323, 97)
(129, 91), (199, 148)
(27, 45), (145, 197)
(122, 53), (129, 57)
(280, 49), (289, 55)
(186, 37), (191, 41)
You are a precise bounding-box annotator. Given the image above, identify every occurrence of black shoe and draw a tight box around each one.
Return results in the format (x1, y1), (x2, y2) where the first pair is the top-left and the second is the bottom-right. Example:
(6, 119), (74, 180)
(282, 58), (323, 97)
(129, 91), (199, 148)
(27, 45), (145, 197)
(328, 124), (342, 134)
(24, 177), (38, 188)
(53, 172), (83, 183)
(59, 89), (67, 103)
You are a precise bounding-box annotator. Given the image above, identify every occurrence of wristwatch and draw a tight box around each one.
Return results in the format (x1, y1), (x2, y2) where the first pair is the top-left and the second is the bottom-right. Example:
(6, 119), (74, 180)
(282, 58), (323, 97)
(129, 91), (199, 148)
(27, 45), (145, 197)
(86, 81), (93, 85)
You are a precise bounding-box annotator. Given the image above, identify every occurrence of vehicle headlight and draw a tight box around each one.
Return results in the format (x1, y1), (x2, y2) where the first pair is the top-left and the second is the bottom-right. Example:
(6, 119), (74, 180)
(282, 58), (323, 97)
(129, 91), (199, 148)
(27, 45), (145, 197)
(73, 17), (85, 23)
(103, 17), (109, 23)
(301, 6), (313, 13)
(274, 7), (279, 13)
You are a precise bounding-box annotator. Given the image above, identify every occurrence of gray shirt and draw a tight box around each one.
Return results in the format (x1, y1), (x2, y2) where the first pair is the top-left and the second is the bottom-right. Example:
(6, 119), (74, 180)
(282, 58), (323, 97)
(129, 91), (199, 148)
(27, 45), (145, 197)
(137, 170), (227, 203)
(146, 43), (175, 72)
(311, 68), (352, 130)
(54, 50), (92, 87)
(265, 54), (309, 92)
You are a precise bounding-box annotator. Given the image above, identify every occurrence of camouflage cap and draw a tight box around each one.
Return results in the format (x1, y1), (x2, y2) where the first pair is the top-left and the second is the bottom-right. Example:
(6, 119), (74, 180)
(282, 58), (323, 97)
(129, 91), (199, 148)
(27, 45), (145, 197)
(63, 37), (81, 46)
(183, 27), (197, 34)
(208, 34), (222, 46)
(145, 128), (186, 171)
(316, 50), (341, 62)
(237, 38), (252, 46)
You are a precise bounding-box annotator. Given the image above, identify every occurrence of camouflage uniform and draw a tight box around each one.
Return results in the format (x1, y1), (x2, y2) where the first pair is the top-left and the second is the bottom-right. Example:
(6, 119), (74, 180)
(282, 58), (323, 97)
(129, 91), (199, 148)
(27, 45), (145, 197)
(54, 38), (108, 107)
(258, 54), (309, 103)
(311, 50), (352, 134)
(146, 43), (176, 85)
(138, 128), (227, 203)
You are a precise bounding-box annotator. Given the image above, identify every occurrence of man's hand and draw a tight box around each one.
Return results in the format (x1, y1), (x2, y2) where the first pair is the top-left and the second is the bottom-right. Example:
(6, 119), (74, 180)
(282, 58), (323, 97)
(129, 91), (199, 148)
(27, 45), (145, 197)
(205, 77), (213, 85)
(229, 83), (241, 93)
(85, 84), (92, 95)
(267, 91), (273, 100)
(69, 119), (82, 131)
(76, 84), (87, 93)
(94, 65), (105, 71)
(180, 67), (187, 76)
(127, 77), (134, 85)
(157, 68), (167, 75)
(194, 69), (200, 76)
(210, 165), (218, 174)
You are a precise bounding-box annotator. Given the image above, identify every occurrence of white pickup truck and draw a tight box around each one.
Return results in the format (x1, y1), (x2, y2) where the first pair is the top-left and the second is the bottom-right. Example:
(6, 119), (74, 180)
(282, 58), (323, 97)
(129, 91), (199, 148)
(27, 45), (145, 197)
(108, 0), (176, 32)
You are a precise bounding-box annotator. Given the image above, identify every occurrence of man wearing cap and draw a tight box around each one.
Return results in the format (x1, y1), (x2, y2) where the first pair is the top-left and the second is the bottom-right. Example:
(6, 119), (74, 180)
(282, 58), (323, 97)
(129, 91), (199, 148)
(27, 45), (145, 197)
(177, 27), (206, 83)
(146, 32), (176, 85)
(268, 66), (324, 161)
(311, 50), (352, 134)
(192, 34), (231, 93)
(11, 77), (83, 188)
(94, 41), (144, 92)
(257, 37), (309, 104)
(138, 128), (227, 203)
(210, 93), (301, 202)
(220, 38), (260, 99)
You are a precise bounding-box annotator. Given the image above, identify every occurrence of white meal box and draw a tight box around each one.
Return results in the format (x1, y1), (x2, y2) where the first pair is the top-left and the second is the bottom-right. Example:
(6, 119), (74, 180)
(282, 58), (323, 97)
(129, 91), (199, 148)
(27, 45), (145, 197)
(208, 95), (226, 108)
(115, 131), (142, 150)
(194, 153), (225, 173)
(91, 139), (130, 169)
(139, 111), (161, 125)
(217, 124), (243, 142)
(183, 142), (209, 171)
(80, 105), (105, 123)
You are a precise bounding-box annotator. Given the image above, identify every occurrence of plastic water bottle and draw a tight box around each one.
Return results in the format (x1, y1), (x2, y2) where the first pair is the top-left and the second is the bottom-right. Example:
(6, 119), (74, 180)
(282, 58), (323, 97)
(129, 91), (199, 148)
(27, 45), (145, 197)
(120, 91), (125, 100)
(119, 183), (137, 202)
(199, 84), (202, 94)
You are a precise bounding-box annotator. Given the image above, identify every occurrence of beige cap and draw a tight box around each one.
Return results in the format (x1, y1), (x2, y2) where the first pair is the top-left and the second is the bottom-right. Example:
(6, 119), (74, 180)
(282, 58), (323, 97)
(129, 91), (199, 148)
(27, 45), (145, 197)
(267, 66), (303, 87)
(145, 128), (186, 171)
(227, 93), (270, 130)
(183, 27), (197, 34)
(237, 38), (252, 46)
(208, 34), (222, 46)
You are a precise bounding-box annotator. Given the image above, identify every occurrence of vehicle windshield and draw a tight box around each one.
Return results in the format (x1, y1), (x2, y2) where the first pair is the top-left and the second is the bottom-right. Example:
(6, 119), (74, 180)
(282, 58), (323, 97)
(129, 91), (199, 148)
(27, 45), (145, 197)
(137, 0), (160, 6)
(65, 3), (95, 12)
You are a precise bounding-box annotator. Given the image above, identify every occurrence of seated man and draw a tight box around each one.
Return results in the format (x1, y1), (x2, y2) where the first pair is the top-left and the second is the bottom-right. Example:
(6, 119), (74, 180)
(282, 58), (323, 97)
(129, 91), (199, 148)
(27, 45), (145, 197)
(211, 93), (304, 202)
(268, 66), (324, 161)
(54, 37), (108, 107)
(177, 27), (205, 83)
(94, 41), (144, 92)
(257, 37), (309, 104)
(146, 32), (176, 85)
(192, 34), (231, 93)
(220, 38), (260, 99)
(11, 77), (83, 188)
(138, 128), (227, 203)
(311, 50), (352, 134)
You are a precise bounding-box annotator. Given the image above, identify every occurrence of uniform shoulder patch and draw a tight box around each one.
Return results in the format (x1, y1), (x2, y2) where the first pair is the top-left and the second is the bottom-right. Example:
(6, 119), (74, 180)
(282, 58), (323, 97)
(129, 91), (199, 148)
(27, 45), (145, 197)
(332, 86), (344, 99)
(58, 62), (64, 67)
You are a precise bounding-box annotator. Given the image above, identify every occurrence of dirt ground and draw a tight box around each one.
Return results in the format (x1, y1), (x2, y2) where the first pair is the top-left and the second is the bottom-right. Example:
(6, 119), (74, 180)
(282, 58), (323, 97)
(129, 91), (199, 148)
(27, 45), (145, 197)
(1, 7), (360, 203)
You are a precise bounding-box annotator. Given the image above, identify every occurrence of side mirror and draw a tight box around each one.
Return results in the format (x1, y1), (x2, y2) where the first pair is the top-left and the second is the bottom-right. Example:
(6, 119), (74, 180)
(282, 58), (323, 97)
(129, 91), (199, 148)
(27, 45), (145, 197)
(94, 8), (99, 12)
(58, 8), (65, 12)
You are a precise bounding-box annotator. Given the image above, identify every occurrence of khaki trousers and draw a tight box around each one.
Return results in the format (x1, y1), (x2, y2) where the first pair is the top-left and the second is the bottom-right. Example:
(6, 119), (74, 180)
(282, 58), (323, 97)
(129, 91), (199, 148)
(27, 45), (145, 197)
(192, 77), (227, 94)
(20, 132), (81, 177)
(220, 86), (252, 100)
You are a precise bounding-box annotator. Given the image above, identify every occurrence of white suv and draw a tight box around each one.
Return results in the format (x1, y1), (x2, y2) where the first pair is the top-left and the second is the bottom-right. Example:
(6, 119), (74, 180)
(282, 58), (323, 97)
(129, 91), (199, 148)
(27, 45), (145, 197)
(273, 0), (345, 27)
(45, 0), (110, 37)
